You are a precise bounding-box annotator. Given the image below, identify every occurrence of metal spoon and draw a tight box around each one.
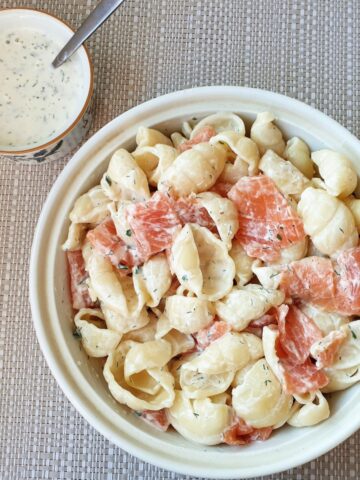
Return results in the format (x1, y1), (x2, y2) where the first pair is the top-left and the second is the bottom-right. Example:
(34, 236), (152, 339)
(52, 0), (126, 68)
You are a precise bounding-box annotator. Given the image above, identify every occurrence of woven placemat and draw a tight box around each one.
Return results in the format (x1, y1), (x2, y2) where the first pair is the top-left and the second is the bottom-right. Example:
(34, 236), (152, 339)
(1, 0), (360, 478)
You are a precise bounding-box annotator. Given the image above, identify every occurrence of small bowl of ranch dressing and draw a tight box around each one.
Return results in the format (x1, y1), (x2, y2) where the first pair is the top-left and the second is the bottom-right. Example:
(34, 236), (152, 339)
(0, 8), (94, 164)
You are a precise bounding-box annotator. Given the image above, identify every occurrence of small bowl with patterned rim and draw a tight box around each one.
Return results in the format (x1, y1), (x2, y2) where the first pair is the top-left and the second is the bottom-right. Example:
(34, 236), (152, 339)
(0, 8), (94, 164)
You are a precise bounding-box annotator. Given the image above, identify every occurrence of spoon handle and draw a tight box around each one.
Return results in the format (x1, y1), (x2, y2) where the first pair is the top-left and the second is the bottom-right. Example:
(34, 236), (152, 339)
(52, 0), (125, 68)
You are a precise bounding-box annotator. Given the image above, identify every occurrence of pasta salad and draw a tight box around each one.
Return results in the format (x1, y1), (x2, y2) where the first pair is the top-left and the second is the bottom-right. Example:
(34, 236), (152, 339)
(63, 111), (360, 446)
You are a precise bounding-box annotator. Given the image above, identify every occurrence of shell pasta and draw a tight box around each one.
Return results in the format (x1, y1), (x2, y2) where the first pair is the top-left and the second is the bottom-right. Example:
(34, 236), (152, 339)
(63, 112), (360, 446)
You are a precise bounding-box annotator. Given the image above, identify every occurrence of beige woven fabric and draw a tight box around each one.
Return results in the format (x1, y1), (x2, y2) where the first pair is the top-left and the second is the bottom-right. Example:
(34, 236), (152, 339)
(1, 0), (360, 478)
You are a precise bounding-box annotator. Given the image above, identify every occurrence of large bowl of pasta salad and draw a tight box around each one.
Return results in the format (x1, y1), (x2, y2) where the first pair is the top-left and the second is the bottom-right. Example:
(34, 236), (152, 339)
(30, 86), (360, 478)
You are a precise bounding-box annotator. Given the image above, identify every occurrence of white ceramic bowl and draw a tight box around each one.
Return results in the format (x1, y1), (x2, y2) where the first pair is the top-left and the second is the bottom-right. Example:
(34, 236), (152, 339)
(0, 8), (93, 164)
(30, 86), (360, 478)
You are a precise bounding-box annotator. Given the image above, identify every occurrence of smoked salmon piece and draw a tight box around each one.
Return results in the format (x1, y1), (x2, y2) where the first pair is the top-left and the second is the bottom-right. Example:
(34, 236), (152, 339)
(248, 307), (278, 329)
(273, 306), (328, 395)
(67, 250), (95, 310)
(277, 351), (329, 395)
(87, 218), (143, 269)
(277, 304), (322, 365)
(126, 192), (217, 260)
(280, 257), (335, 303)
(223, 417), (272, 446)
(210, 182), (233, 197)
(244, 308), (278, 337)
(139, 409), (170, 432)
(228, 175), (306, 262)
(310, 330), (347, 369)
(280, 247), (360, 315)
(194, 320), (231, 350)
(335, 247), (360, 313)
(172, 196), (215, 230)
(126, 192), (182, 259)
(178, 126), (216, 152)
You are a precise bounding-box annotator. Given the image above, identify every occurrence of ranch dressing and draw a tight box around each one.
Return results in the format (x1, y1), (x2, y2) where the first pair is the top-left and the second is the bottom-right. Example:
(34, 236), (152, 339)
(0, 28), (87, 151)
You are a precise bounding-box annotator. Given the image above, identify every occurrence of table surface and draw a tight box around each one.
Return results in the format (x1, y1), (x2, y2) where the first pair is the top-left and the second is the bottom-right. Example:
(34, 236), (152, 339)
(1, 0), (360, 479)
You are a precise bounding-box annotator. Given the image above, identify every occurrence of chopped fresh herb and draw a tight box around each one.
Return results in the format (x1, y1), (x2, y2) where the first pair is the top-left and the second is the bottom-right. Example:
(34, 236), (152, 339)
(126, 229), (132, 237)
(276, 233), (282, 241)
(264, 379), (272, 386)
(134, 411), (142, 417)
(349, 369), (359, 378)
(134, 266), (140, 274)
(73, 327), (82, 339)
(118, 264), (129, 270)
(181, 274), (188, 282)
(269, 272), (280, 278)
(350, 327), (357, 339)
(193, 412), (199, 418)
(339, 227), (344, 233)
(105, 175), (112, 186)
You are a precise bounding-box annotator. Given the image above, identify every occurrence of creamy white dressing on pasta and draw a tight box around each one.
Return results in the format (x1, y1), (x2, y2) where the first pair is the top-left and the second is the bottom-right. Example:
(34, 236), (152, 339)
(0, 28), (87, 150)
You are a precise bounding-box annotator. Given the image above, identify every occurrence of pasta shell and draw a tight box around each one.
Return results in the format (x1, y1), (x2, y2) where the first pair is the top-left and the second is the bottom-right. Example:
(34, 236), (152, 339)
(215, 285), (284, 331)
(170, 223), (235, 301)
(69, 185), (111, 224)
(250, 112), (285, 156)
(191, 112), (245, 138)
(74, 308), (122, 357)
(167, 391), (233, 445)
(196, 192), (239, 249)
(298, 187), (358, 256)
(287, 391), (329, 427)
(104, 339), (175, 411)
(284, 137), (314, 179)
(135, 126), (172, 147)
(158, 143), (227, 197)
(132, 144), (178, 186)
(259, 149), (309, 196)
(232, 359), (293, 428)
(312, 149), (357, 198)
(100, 149), (150, 202)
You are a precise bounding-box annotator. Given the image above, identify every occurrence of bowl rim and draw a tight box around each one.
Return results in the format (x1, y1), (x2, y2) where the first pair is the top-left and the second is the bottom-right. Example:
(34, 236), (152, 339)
(30, 86), (360, 478)
(0, 7), (94, 156)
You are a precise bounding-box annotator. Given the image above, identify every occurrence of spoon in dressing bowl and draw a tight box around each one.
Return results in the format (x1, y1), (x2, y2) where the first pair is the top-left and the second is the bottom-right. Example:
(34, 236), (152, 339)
(52, 0), (126, 68)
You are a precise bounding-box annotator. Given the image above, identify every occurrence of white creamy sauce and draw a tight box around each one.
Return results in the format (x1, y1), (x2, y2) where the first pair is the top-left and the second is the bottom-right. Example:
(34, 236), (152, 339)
(0, 28), (87, 150)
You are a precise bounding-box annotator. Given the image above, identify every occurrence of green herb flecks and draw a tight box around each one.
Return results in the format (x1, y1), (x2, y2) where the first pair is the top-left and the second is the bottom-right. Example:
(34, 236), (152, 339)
(105, 175), (112, 186)
(269, 272), (280, 279)
(118, 264), (129, 270)
(73, 327), (82, 339)
(350, 327), (357, 339)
